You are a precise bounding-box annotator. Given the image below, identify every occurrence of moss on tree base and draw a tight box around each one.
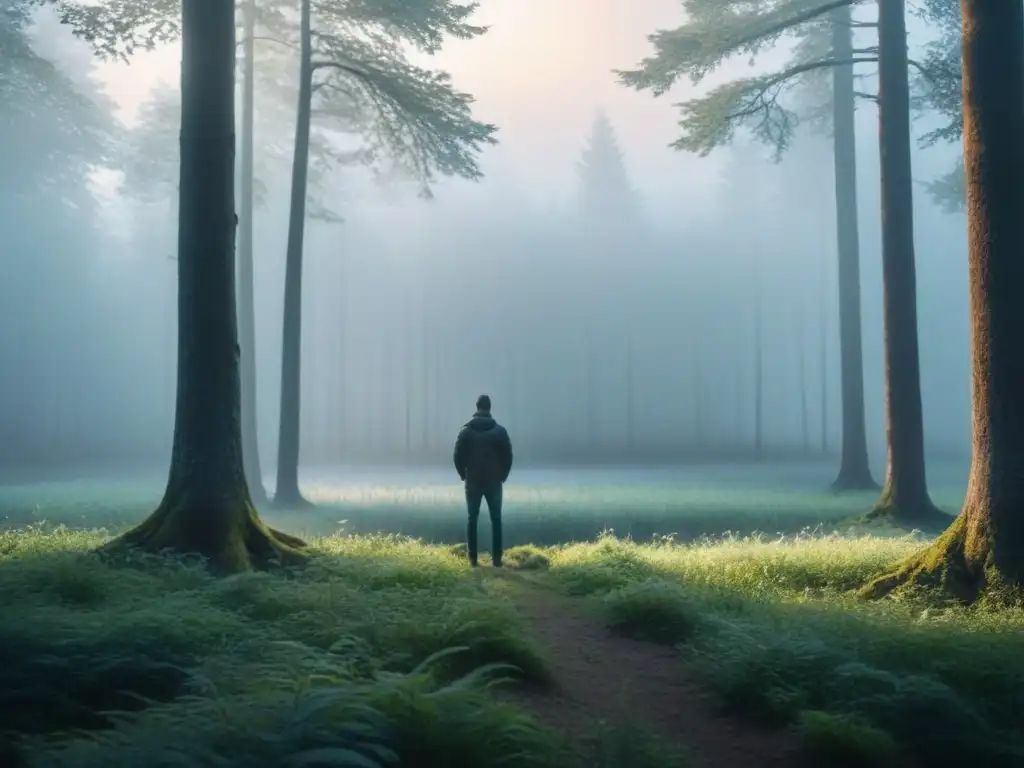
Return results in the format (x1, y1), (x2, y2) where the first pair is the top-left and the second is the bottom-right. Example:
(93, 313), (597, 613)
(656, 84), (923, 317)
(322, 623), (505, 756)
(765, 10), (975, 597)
(101, 495), (308, 574)
(859, 514), (987, 602)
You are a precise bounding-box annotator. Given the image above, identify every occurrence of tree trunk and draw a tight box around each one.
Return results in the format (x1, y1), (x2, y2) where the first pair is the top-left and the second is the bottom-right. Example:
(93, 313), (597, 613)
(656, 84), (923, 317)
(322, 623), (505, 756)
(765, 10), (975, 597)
(830, 7), (876, 489)
(867, 0), (945, 525)
(274, 0), (313, 507)
(864, 0), (1024, 601)
(238, 0), (266, 504)
(106, 0), (304, 572)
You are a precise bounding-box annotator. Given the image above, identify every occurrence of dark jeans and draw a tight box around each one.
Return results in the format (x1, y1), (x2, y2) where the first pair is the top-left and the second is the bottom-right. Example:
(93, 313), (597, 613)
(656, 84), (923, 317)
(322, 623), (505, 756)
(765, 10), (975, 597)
(466, 483), (503, 565)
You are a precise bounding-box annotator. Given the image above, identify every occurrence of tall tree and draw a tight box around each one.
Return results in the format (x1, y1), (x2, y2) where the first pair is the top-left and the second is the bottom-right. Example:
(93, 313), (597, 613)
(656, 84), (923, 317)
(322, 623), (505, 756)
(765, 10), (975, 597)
(618, 0), (877, 484)
(865, 0), (1024, 600)
(272, 0), (497, 506)
(827, 6), (875, 489)
(67, 0), (306, 571)
(238, 0), (266, 503)
(274, 0), (315, 506)
(867, 0), (945, 525)
(617, 0), (950, 512)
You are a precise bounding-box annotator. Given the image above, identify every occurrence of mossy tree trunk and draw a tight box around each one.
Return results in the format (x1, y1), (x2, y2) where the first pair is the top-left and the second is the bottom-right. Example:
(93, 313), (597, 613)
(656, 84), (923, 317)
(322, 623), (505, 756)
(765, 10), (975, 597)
(238, 0), (267, 505)
(830, 7), (876, 490)
(108, 0), (305, 573)
(274, 0), (313, 508)
(864, 0), (1024, 601)
(867, 0), (946, 526)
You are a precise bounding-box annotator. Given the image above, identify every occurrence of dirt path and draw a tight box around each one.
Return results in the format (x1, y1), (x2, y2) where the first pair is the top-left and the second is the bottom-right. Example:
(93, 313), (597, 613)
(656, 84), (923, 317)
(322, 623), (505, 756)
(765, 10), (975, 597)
(495, 574), (799, 767)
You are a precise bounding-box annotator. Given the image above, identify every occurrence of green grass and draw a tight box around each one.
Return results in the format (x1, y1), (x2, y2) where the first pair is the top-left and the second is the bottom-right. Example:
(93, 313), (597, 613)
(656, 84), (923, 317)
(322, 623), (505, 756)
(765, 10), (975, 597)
(2, 468), (1010, 768)
(540, 531), (1024, 767)
(0, 525), (566, 767)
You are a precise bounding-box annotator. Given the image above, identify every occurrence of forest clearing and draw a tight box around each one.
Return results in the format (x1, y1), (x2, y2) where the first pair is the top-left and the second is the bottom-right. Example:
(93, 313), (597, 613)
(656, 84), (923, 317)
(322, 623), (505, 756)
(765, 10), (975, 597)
(5, 0), (1024, 765)
(3, 466), (1021, 766)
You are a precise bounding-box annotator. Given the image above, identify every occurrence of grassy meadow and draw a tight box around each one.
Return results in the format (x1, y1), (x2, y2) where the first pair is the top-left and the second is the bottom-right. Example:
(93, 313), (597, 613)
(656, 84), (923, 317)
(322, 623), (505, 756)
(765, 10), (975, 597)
(5, 461), (1019, 767)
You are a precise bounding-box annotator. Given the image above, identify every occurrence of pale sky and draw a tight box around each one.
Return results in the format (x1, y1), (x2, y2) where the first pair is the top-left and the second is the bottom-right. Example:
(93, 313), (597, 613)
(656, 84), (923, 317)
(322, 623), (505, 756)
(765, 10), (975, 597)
(85, 0), (724, 207)
(44, 0), (943, 214)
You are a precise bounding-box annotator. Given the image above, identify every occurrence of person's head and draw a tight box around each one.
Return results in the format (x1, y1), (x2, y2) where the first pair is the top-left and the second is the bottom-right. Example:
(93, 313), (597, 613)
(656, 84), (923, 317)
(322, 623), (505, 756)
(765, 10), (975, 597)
(476, 394), (491, 414)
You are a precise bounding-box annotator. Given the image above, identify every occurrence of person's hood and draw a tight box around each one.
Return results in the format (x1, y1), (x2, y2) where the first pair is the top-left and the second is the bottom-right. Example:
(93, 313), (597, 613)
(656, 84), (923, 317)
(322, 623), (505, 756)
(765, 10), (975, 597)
(466, 411), (497, 431)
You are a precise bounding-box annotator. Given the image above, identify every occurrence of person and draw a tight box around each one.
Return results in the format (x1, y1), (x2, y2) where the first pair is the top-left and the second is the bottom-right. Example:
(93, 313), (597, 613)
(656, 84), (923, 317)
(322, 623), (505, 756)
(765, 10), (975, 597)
(453, 394), (513, 567)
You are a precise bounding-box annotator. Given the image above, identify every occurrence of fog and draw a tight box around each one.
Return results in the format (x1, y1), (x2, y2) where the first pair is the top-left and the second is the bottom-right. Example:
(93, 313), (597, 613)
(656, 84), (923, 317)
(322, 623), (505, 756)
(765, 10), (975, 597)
(2, 1), (970, 480)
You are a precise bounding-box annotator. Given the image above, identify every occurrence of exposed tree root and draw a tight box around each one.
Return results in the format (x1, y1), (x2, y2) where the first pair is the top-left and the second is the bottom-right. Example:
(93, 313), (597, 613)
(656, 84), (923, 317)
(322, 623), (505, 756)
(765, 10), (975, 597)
(859, 514), (985, 602)
(100, 495), (308, 574)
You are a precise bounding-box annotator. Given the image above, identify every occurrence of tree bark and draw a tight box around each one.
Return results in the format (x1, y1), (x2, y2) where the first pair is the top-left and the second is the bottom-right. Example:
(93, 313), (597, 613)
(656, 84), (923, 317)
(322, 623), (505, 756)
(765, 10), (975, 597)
(867, 0), (946, 525)
(864, 0), (1024, 600)
(274, 0), (313, 507)
(238, 0), (266, 504)
(106, 0), (304, 572)
(830, 7), (876, 489)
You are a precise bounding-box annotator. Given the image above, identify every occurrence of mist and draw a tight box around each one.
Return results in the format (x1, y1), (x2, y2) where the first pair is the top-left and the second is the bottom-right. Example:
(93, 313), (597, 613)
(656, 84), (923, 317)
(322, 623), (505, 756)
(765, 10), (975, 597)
(3, 0), (970, 484)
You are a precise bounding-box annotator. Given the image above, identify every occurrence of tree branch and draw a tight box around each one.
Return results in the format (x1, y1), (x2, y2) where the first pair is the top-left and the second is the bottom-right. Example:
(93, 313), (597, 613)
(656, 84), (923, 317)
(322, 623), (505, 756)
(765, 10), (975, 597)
(724, 55), (877, 122)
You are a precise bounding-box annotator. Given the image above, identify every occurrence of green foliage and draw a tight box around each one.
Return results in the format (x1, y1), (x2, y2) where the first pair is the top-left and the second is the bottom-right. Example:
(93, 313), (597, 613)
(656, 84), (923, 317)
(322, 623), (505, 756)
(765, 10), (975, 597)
(913, 0), (964, 211)
(1, 527), (561, 766)
(797, 710), (899, 767)
(57, 0), (497, 199)
(602, 581), (703, 644)
(617, 0), (860, 157)
(305, 0), (497, 196)
(540, 532), (1024, 766)
(47, 0), (181, 61)
(2, 3), (117, 198)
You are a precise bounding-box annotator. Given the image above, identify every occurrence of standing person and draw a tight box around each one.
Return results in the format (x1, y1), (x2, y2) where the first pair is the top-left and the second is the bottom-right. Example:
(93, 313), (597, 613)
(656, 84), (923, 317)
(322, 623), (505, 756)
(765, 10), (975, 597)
(453, 394), (513, 567)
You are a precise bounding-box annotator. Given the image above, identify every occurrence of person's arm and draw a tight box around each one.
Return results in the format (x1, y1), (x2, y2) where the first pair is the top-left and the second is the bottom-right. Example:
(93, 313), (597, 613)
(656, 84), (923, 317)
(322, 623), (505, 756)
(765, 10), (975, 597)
(500, 428), (513, 482)
(453, 427), (469, 480)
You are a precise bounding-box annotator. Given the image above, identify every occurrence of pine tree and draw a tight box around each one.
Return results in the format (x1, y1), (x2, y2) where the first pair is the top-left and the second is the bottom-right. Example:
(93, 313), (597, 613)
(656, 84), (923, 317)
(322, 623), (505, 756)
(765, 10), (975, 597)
(619, 0), (950, 521)
(577, 109), (641, 222)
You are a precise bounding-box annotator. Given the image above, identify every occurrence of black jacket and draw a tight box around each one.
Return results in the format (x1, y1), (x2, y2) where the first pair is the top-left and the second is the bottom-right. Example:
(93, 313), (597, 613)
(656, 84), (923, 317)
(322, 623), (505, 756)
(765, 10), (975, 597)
(453, 411), (513, 486)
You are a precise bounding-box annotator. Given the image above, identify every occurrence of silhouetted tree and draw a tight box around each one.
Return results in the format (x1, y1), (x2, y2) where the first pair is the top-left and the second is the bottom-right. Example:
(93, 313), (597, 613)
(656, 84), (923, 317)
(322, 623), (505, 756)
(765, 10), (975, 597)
(619, 0), (948, 514)
(866, 0), (945, 525)
(68, 0), (307, 571)
(865, 0), (1024, 599)
(619, 0), (878, 484)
